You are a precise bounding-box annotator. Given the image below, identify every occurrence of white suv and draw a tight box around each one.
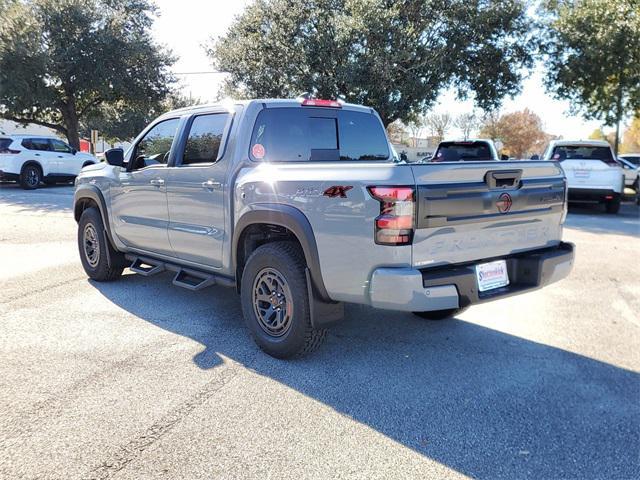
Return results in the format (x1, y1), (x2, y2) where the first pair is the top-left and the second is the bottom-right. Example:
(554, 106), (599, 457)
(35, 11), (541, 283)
(0, 135), (97, 189)
(543, 140), (624, 214)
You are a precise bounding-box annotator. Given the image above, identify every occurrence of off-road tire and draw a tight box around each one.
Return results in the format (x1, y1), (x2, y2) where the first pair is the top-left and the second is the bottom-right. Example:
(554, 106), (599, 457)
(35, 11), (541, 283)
(78, 207), (125, 281)
(20, 164), (41, 190)
(413, 307), (468, 321)
(240, 241), (327, 358)
(605, 196), (621, 214)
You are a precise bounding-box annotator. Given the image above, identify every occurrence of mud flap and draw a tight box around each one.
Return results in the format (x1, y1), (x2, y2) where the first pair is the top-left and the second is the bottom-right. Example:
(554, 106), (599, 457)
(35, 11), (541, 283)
(306, 268), (343, 329)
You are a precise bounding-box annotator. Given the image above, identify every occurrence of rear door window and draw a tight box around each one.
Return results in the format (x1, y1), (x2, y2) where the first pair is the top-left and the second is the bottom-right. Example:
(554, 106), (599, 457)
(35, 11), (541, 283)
(22, 138), (51, 151)
(433, 141), (494, 162)
(181, 113), (230, 165)
(249, 108), (389, 162)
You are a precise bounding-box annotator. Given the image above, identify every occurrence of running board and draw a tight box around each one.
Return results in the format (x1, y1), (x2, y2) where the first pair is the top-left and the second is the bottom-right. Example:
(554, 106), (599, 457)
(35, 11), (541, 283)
(129, 257), (165, 276)
(172, 269), (217, 291)
(124, 254), (235, 291)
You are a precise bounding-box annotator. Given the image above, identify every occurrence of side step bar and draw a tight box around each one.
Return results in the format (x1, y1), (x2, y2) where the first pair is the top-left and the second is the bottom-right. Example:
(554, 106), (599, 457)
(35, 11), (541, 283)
(172, 269), (217, 291)
(129, 257), (165, 276)
(125, 254), (235, 291)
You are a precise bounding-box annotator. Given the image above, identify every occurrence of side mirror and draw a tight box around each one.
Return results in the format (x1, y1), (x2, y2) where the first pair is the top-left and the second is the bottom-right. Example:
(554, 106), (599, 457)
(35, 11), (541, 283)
(530, 154), (540, 160)
(71, 148), (77, 155)
(500, 154), (509, 161)
(104, 148), (125, 167)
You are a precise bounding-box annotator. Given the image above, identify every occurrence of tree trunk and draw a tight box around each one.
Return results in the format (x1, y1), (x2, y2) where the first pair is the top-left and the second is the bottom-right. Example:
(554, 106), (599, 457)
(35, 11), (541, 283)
(62, 100), (81, 150)
(614, 66), (624, 156)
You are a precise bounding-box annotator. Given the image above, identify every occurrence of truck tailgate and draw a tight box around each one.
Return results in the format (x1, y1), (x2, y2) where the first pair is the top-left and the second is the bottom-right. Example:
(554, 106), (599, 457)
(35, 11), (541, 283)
(411, 161), (566, 268)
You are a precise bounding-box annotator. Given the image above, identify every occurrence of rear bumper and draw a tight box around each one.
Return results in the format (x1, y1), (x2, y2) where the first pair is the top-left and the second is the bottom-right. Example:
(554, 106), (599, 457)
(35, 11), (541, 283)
(568, 188), (619, 202)
(0, 170), (19, 182)
(369, 242), (575, 312)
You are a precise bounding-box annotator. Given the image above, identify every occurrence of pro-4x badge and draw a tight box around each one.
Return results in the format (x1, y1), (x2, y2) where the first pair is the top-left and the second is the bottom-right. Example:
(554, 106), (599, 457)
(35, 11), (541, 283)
(323, 186), (353, 198)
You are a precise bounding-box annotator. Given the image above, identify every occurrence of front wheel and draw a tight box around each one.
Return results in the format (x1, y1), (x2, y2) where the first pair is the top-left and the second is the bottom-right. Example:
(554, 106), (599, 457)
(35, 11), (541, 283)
(240, 242), (327, 358)
(413, 307), (468, 321)
(78, 207), (125, 281)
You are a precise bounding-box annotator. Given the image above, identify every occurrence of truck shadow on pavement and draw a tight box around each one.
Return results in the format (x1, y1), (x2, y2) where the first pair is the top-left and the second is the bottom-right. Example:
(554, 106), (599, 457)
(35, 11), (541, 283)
(91, 272), (639, 480)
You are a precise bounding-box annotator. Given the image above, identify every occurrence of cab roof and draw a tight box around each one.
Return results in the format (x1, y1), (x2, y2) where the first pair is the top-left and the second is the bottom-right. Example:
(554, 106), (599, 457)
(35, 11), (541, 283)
(162, 98), (374, 118)
(550, 139), (612, 148)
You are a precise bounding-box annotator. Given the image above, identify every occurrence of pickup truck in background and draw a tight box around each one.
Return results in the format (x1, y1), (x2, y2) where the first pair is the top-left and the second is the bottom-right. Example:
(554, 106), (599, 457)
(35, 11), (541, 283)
(430, 139), (502, 162)
(543, 140), (624, 214)
(73, 98), (575, 358)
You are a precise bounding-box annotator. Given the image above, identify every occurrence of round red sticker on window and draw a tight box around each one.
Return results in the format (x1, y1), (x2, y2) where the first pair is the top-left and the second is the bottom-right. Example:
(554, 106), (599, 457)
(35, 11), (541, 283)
(252, 143), (265, 159)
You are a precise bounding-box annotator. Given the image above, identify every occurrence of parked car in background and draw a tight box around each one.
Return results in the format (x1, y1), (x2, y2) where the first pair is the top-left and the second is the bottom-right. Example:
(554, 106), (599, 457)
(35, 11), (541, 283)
(543, 140), (624, 214)
(430, 139), (499, 162)
(617, 157), (639, 190)
(619, 153), (640, 168)
(0, 135), (97, 189)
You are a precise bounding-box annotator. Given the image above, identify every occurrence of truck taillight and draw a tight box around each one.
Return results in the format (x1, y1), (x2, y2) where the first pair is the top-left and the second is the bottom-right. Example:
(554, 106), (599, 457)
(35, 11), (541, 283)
(367, 186), (415, 246)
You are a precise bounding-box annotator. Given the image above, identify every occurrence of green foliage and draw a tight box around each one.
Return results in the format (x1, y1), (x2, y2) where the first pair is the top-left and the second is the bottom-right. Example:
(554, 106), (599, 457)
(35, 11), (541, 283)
(541, 0), (640, 127)
(82, 93), (200, 142)
(0, 0), (176, 147)
(208, 0), (536, 125)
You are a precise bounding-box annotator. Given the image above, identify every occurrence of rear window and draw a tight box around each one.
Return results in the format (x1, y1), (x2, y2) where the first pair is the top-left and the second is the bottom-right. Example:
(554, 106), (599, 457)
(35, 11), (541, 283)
(249, 108), (389, 162)
(0, 138), (12, 150)
(551, 146), (613, 162)
(433, 141), (495, 162)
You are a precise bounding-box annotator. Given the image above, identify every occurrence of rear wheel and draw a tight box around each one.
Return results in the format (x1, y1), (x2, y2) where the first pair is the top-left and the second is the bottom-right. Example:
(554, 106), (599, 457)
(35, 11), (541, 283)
(78, 207), (125, 281)
(19, 164), (41, 190)
(605, 195), (621, 214)
(413, 307), (468, 321)
(240, 242), (327, 358)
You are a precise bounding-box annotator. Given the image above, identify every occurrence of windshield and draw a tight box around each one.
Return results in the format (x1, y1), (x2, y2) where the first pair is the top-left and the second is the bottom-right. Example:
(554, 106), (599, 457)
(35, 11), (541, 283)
(250, 108), (390, 162)
(432, 141), (495, 162)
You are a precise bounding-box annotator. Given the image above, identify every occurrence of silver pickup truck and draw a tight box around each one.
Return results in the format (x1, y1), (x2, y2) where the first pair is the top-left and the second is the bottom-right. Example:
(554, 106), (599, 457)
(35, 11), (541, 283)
(74, 98), (575, 358)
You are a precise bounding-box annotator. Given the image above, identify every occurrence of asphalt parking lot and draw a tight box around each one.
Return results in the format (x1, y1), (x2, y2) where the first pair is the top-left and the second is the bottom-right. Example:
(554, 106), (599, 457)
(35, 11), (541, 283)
(0, 183), (638, 480)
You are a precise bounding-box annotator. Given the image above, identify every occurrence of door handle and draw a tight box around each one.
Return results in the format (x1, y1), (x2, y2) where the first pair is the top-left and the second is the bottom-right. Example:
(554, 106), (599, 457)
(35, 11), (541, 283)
(202, 180), (222, 190)
(149, 178), (165, 187)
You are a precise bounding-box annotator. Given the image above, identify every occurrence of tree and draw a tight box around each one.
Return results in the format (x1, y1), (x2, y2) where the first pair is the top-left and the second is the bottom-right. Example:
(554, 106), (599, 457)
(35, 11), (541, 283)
(541, 0), (640, 155)
(425, 112), (452, 144)
(479, 109), (552, 158)
(454, 112), (479, 140)
(208, 0), (536, 126)
(0, 0), (175, 148)
(386, 120), (409, 146)
(479, 110), (502, 142)
(82, 93), (201, 143)
(621, 116), (640, 153)
(407, 117), (426, 147)
(588, 127), (617, 147)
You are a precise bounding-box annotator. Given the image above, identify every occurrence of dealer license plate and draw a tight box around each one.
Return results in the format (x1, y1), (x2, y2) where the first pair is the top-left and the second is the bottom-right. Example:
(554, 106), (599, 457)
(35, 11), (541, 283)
(475, 260), (509, 292)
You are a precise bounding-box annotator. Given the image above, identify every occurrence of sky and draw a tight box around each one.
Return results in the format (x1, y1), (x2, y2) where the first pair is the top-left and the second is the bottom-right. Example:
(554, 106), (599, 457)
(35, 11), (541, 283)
(151, 0), (605, 140)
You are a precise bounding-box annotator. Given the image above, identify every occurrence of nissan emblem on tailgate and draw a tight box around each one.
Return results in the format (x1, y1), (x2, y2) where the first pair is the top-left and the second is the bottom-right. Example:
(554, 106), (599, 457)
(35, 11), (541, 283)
(496, 192), (513, 213)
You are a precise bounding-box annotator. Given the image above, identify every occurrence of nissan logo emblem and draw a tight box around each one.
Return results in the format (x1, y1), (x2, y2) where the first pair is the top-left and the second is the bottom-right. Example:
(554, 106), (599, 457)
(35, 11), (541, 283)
(496, 192), (513, 213)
